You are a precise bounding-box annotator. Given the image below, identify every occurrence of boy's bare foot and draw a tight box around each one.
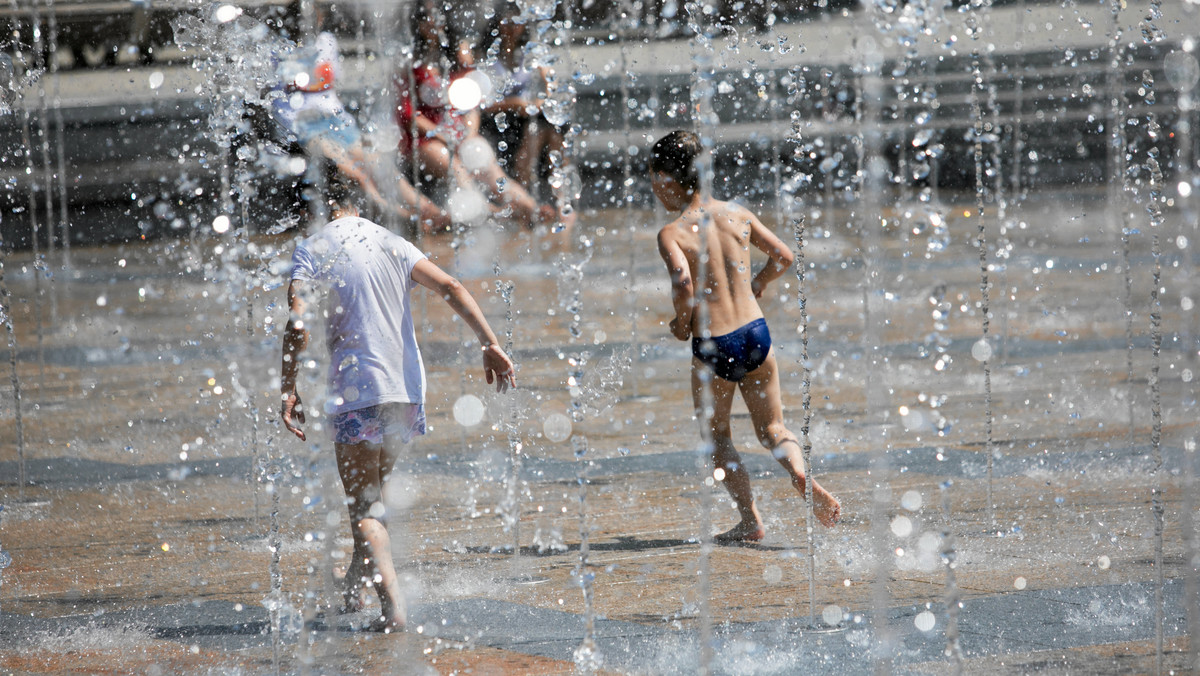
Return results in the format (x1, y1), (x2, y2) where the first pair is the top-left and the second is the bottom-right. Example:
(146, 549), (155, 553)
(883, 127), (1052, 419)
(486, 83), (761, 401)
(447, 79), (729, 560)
(335, 570), (368, 614)
(339, 584), (367, 615)
(364, 613), (405, 633)
(813, 487), (841, 527)
(714, 521), (766, 543)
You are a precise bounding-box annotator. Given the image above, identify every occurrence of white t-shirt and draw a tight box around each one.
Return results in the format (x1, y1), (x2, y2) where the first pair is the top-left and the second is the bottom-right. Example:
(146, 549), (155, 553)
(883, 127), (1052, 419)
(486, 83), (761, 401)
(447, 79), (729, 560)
(291, 217), (427, 415)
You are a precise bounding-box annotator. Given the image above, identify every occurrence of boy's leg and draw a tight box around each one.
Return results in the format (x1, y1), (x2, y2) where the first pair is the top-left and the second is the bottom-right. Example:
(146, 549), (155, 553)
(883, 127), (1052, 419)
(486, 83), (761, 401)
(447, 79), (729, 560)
(513, 117), (539, 189)
(394, 174), (450, 233)
(462, 146), (546, 226)
(335, 440), (406, 632)
(739, 351), (840, 527)
(693, 359), (764, 542)
(417, 139), (454, 182)
(334, 440), (372, 611)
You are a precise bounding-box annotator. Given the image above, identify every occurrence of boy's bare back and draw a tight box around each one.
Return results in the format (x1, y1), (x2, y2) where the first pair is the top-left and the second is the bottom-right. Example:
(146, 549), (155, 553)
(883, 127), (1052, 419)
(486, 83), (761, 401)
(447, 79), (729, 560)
(657, 198), (792, 339)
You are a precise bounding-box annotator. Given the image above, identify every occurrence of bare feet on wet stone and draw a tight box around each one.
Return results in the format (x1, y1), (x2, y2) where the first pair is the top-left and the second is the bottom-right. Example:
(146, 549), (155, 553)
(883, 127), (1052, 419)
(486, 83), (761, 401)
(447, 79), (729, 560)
(714, 520), (766, 543)
(338, 584), (368, 615)
(364, 613), (405, 633)
(335, 569), (369, 614)
(812, 486), (841, 528)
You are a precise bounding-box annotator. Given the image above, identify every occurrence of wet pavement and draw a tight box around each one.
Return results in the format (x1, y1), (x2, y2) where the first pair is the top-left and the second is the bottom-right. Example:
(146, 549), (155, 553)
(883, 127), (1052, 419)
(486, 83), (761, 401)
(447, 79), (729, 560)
(1, 196), (1198, 674)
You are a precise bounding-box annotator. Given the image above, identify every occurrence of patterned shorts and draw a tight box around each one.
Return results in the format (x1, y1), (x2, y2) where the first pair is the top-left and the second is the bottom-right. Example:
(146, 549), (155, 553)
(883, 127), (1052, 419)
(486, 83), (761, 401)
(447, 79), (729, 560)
(331, 403), (426, 446)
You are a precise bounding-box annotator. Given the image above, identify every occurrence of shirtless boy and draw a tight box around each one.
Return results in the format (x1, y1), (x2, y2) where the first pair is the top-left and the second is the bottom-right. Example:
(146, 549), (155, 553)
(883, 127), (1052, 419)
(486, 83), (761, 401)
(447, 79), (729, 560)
(650, 130), (840, 542)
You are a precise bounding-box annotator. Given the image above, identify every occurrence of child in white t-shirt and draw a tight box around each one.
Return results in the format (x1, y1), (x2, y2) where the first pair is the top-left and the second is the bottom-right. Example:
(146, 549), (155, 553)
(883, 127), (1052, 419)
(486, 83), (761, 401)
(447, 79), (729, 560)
(280, 175), (514, 632)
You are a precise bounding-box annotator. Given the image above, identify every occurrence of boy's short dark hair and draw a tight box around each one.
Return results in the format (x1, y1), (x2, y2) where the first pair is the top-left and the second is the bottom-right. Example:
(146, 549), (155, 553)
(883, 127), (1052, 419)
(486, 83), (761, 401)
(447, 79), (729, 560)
(323, 160), (362, 212)
(649, 130), (702, 194)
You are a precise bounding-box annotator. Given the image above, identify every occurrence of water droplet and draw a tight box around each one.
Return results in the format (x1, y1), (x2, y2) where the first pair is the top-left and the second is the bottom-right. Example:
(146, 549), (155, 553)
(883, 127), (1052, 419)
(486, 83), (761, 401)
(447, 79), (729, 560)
(453, 395), (485, 427)
(821, 604), (843, 626)
(459, 136), (496, 174)
(447, 187), (490, 224)
(914, 610), (936, 632)
(542, 97), (570, 126)
(971, 338), (993, 362)
(448, 77), (483, 111)
(543, 413), (572, 442)
(215, 4), (242, 23)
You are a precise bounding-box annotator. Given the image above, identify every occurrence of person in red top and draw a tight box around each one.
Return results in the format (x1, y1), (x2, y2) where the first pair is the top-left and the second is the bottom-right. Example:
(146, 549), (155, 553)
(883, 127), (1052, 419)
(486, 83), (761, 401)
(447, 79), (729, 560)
(395, 1), (563, 230)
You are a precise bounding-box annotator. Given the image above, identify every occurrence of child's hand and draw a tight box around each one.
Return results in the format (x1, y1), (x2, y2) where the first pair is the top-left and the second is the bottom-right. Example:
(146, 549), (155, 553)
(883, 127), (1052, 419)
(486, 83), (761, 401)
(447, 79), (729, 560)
(482, 344), (516, 393)
(751, 278), (765, 299)
(281, 391), (307, 441)
(669, 317), (690, 341)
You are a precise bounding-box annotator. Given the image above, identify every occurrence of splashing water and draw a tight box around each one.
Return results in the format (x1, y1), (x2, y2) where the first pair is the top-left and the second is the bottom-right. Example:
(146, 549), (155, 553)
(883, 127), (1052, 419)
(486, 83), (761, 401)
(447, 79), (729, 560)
(939, 481), (964, 674)
(1139, 62), (1168, 676)
(790, 215), (820, 627)
(966, 0), (998, 530)
(0, 250), (25, 499)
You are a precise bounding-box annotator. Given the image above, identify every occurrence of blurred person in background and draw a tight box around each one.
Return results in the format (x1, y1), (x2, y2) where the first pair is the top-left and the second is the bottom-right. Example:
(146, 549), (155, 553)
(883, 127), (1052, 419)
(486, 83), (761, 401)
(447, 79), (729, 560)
(395, 0), (565, 230)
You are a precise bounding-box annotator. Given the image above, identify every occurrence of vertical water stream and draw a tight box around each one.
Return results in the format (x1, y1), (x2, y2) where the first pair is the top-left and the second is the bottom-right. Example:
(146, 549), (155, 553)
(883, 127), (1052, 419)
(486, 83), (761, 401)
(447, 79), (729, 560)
(966, 4), (996, 528)
(0, 249), (24, 499)
(683, 2), (718, 670)
(1165, 41), (1200, 674)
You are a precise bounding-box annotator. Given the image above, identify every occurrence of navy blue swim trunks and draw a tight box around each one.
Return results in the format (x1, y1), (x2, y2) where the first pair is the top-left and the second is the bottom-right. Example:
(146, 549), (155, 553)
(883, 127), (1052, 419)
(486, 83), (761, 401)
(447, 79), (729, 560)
(692, 317), (772, 382)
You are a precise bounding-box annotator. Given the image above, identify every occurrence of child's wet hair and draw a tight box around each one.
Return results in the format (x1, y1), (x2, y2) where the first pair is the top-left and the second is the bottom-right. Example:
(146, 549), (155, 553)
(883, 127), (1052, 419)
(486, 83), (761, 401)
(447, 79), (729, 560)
(323, 161), (362, 212)
(650, 130), (702, 194)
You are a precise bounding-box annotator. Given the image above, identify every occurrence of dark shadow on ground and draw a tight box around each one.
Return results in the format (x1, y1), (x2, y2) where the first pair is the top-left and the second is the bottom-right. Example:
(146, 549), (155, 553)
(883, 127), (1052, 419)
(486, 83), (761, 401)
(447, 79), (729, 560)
(458, 534), (789, 556)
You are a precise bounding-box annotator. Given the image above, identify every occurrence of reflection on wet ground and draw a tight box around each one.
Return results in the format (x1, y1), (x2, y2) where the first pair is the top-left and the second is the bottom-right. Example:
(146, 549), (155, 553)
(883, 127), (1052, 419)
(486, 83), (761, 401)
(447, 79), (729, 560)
(1, 198), (1197, 673)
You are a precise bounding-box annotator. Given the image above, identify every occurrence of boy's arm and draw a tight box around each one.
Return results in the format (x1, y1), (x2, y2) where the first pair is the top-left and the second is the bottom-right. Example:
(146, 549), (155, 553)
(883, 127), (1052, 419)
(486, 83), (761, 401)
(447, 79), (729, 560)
(281, 280), (310, 441)
(657, 229), (694, 341)
(746, 211), (795, 298)
(411, 258), (516, 392)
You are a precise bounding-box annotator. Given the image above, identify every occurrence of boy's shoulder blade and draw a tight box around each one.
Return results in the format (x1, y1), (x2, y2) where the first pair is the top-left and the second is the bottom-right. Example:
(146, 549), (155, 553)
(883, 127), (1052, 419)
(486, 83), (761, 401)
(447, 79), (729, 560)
(656, 219), (687, 243)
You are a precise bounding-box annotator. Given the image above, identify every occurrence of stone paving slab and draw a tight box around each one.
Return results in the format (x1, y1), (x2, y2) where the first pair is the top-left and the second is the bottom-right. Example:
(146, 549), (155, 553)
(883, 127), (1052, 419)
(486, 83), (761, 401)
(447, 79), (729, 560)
(0, 579), (1187, 674)
(2, 439), (1189, 489)
(2, 202), (1198, 674)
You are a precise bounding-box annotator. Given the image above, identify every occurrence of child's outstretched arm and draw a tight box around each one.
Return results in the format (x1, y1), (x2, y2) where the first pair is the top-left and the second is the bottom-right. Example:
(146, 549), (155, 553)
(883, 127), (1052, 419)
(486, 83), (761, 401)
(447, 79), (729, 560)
(747, 211), (795, 298)
(657, 228), (694, 341)
(411, 258), (517, 392)
(281, 280), (310, 441)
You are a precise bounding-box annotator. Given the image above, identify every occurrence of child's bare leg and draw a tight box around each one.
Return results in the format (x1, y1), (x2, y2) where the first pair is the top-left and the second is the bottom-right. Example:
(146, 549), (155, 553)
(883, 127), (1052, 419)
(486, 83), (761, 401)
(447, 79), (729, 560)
(768, 438), (840, 528)
(468, 156), (542, 226)
(712, 434), (765, 542)
(336, 440), (405, 632)
(338, 534), (368, 613)
(513, 116), (539, 189)
(417, 139), (454, 184)
(394, 175), (450, 233)
(694, 361), (764, 542)
(740, 352), (841, 527)
(355, 517), (404, 632)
